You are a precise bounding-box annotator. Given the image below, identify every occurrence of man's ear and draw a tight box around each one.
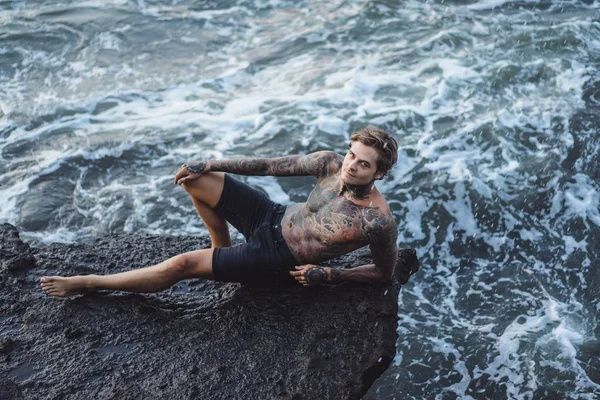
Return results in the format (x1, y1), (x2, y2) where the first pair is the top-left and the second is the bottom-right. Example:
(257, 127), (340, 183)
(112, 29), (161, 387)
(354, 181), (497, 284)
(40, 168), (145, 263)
(375, 171), (385, 180)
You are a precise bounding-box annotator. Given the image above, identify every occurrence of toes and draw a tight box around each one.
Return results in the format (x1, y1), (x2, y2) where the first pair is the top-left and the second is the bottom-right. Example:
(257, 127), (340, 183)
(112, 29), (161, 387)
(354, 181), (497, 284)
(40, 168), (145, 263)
(40, 279), (58, 294)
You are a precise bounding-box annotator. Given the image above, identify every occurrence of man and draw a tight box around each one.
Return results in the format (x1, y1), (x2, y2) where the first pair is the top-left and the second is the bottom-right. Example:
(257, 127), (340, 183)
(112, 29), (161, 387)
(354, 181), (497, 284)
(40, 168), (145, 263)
(40, 126), (418, 296)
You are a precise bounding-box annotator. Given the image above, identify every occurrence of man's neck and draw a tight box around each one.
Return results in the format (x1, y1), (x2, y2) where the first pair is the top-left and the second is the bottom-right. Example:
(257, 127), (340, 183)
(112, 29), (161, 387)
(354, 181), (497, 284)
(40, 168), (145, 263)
(337, 179), (375, 201)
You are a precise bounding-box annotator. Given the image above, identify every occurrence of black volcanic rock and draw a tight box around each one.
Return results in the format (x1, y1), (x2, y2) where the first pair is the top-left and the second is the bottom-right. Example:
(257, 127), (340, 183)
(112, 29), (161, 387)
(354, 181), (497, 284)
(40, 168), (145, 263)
(0, 224), (418, 400)
(0, 223), (35, 274)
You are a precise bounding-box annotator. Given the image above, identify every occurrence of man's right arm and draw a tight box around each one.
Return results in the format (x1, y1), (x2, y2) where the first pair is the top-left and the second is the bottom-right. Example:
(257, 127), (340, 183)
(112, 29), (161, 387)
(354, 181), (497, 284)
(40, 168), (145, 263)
(175, 151), (340, 185)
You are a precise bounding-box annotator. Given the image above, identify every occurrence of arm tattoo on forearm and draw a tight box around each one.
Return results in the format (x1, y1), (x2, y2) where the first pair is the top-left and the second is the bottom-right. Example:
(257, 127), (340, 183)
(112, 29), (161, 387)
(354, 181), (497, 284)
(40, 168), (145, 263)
(329, 268), (342, 283)
(207, 152), (341, 177)
(183, 161), (207, 174)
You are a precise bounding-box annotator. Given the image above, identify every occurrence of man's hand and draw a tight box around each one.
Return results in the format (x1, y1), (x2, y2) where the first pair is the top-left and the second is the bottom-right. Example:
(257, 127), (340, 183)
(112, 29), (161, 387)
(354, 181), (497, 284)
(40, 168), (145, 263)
(174, 161), (208, 185)
(289, 265), (331, 286)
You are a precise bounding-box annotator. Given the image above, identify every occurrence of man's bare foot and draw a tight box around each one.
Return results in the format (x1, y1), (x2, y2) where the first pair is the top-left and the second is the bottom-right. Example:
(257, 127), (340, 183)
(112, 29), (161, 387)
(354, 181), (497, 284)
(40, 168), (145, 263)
(40, 276), (96, 297)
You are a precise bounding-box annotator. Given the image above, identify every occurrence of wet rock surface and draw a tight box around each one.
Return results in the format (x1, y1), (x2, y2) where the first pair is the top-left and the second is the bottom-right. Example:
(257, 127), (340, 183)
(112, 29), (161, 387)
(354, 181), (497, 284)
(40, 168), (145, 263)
(0, 223), (417, 400)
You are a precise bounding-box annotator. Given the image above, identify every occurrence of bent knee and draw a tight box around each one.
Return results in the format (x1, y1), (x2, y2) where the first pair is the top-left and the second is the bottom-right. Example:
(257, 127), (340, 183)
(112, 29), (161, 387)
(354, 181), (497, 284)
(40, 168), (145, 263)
(182, 172), (225, 208)
(182, 172), (224, 191)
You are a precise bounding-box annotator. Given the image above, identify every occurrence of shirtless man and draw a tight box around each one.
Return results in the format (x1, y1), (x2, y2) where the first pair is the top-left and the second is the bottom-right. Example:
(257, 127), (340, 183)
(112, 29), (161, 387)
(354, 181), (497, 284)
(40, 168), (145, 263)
(40, 126), (418, 296)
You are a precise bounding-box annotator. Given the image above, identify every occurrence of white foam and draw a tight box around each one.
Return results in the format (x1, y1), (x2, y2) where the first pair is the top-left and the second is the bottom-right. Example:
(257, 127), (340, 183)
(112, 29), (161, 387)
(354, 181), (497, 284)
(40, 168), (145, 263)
(468, 0), (513, 11)
(484, 300), (559, 395)
(0, 149), (69, 223)
(562, 235), (588, 260)
(428, 337), (473, 397)
(313, 115), (348, 136)
(96, 32), (122, 51)
(246, 176), (290, 205)
(550, 174), (600, 228)
(402, 195), (428, 241)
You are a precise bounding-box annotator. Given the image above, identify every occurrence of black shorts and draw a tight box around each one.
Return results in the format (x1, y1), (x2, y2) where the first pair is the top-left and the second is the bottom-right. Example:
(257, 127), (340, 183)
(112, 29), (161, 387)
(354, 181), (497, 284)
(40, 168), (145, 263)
(212, 174), (299, 284)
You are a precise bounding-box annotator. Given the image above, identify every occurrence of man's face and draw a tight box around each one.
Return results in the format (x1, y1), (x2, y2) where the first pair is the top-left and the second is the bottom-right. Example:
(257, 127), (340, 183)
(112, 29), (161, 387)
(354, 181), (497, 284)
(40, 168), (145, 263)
(341, 141), (383, 186)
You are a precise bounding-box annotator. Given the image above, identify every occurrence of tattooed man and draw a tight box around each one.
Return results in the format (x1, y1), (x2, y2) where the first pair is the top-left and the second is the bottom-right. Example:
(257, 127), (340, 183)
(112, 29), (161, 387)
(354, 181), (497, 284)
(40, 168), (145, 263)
(41, 126), (417, 297)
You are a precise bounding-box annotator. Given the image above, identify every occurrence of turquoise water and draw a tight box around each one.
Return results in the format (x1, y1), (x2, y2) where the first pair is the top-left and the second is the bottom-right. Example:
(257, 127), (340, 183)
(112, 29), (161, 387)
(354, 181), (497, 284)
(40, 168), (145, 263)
(1, 1), (600, 398)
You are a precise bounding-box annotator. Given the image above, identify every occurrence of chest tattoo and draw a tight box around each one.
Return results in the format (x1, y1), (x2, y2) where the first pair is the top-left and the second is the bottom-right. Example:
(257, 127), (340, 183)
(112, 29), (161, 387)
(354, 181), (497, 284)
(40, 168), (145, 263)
(289, 177), (380, 257)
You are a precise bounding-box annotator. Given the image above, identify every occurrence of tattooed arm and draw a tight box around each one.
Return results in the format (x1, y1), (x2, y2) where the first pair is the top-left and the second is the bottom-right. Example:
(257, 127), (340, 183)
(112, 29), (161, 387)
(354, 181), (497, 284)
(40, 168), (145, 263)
(290, 262), (392, 286)
(290, 217), (399, 285)
(174, 151), (341, 185)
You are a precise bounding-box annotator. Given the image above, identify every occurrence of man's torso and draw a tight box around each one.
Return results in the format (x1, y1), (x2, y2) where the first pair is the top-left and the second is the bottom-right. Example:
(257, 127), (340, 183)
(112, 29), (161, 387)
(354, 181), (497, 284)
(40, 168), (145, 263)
(281, 167), (393, 265)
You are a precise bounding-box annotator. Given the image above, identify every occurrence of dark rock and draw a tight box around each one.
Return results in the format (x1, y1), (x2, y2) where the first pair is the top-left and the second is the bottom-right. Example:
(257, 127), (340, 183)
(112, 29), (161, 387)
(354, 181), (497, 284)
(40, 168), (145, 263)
(0, 378), (24, 400)
(0, 223), (35, 273)
(396, 248), (420, 284)
(0, 223), (418, 399)
(0, 338), (14, 353)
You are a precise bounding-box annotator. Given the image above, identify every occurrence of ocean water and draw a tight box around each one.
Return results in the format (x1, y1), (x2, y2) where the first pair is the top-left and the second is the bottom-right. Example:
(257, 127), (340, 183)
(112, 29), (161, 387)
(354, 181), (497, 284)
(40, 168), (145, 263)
(1, 0), (599, 398)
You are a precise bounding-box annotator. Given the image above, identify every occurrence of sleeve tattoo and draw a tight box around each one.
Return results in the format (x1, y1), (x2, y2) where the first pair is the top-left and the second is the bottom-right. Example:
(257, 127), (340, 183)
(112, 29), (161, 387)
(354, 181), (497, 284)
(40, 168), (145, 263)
(205, 151), (341, 178)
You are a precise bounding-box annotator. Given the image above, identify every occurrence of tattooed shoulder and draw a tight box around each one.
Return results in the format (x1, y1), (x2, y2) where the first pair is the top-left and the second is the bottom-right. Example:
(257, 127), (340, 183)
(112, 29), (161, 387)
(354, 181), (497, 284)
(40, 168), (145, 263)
(363, 207), (397, 242)
(309, 151), (343, 178)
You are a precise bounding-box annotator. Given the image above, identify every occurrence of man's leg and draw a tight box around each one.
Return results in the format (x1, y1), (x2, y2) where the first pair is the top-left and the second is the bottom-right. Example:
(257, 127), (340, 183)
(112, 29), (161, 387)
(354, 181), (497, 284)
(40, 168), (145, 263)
(181, 172), (232, 248)
(40, 248), (214, 297)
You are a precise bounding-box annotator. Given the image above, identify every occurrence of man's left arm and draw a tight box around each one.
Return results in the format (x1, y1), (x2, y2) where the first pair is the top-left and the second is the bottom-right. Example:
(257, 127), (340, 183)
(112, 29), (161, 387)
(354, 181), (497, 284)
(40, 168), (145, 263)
(290, 219), (398, 285)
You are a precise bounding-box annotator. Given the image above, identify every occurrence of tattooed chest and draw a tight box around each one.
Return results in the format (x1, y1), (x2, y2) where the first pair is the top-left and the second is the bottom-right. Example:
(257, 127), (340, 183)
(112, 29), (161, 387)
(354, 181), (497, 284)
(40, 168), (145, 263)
(302, 188), (368, 244)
